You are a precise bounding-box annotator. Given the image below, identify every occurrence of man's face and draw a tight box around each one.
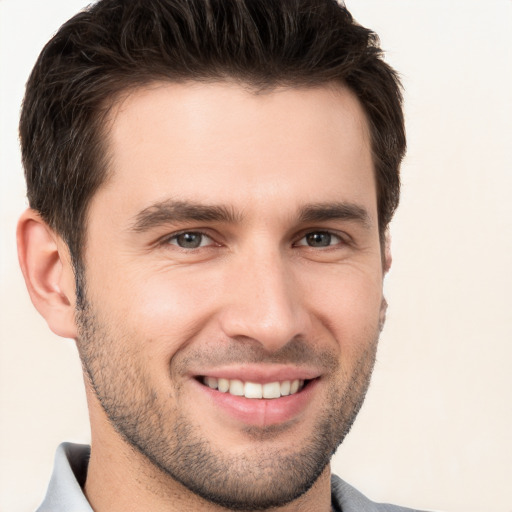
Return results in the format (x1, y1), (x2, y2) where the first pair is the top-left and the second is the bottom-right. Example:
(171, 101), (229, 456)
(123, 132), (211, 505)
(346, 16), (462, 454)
(77, 82), (386, 509)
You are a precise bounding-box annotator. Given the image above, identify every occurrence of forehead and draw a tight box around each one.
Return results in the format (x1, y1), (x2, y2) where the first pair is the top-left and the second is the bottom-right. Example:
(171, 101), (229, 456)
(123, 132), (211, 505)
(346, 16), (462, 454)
(93, 81), (375, 221)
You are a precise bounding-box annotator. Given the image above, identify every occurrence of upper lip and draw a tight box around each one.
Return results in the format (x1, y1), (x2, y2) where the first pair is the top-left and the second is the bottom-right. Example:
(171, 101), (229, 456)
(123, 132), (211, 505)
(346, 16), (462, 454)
(189, 364), (322, 383)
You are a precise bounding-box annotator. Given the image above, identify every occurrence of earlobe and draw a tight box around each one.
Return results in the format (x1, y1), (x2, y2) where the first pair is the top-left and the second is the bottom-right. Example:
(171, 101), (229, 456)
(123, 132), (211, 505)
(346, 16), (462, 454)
(17, 209), (78, 339)
(379, 231), (392, 331)
(378, 297), (388, 332)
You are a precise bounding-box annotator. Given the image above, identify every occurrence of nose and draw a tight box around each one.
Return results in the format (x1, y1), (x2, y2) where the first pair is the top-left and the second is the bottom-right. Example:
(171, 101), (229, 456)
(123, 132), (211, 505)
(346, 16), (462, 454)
(218, 248), (310, 352)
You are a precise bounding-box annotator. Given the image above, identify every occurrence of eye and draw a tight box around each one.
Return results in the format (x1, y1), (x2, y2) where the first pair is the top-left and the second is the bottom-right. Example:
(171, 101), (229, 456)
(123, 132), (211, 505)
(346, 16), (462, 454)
(167, 232), (214, 249)
(295, 231), (343, 248)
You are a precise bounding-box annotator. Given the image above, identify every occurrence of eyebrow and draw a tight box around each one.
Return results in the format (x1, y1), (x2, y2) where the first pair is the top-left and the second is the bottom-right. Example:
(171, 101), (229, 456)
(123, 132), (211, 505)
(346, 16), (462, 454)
(298, 202), (372, 229)
(130, 199), (241, 232)
(129, 199), (372, 233)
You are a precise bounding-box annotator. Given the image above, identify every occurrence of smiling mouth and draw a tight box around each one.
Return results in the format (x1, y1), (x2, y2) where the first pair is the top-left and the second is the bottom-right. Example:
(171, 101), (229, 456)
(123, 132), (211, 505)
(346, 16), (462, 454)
(199, 376), (311, 399)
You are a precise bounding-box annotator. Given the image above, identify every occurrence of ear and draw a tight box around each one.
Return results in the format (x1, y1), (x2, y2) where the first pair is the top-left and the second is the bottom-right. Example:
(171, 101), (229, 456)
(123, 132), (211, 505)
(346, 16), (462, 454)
(17, 209), (78, 339)
(383, 230), (392, 274)
(379, 230), (392, 331)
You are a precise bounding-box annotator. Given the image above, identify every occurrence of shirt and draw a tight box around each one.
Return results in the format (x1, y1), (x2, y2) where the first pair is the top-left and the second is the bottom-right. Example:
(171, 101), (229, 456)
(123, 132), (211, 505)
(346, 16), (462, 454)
(36, 443), (428, 512)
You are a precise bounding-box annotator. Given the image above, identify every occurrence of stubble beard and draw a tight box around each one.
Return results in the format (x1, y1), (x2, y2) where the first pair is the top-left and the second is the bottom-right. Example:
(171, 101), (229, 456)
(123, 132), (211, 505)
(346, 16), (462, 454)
(76, 294), (379, 511)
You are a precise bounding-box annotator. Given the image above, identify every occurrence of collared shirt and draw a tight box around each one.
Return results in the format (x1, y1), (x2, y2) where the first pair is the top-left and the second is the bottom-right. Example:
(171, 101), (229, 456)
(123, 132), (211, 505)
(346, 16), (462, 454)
(36, 443), (427, 512)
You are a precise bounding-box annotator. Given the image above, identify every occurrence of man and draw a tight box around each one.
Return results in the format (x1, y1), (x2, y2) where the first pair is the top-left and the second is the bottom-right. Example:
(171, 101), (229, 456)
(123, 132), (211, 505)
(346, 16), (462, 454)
(16, 0), (420, 510)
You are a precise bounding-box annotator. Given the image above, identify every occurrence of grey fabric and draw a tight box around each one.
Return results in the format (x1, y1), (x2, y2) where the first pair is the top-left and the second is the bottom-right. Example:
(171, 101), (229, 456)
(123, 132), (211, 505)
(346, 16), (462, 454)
(37, 443), (429, 511)
(331, 475), (428, 512)
(36, 443), (92, 512)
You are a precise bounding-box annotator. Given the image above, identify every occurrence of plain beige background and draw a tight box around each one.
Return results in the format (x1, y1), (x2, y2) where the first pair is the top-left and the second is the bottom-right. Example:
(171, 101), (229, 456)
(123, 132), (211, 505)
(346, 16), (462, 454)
(1, 1), (511, 511)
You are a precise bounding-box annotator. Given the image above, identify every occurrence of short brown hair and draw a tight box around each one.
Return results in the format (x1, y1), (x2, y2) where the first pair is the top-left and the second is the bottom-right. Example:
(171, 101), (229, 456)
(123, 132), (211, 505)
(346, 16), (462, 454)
(20, 0), (405, 271)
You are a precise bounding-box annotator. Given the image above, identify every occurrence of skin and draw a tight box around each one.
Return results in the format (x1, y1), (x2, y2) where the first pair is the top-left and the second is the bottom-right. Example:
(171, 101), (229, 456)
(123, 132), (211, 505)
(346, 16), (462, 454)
(18, 82), (390, 512)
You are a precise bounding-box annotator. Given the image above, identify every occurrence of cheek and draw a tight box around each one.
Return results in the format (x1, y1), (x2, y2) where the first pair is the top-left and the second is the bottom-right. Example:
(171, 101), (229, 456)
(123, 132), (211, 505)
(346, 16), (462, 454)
(99, 266), (223, 349)
(302, 265), (383, 350)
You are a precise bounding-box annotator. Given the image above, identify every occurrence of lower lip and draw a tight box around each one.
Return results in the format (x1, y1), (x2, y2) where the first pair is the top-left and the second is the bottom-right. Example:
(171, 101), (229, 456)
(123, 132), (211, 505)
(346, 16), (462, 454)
(191, 378), (320, 427)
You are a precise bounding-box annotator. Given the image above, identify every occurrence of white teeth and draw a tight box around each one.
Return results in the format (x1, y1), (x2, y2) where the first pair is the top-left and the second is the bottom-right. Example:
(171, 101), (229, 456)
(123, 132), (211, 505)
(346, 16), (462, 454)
(290, 379), (300, 394)
(244, 382), (263, 399)
(218, 378), (230, 393)
(202, 377), (307, 399)
(280, 380), (291, 396)
(262, 382), (281, 399)
(205, 376), (218, 389)
(229, 379), (244, 396)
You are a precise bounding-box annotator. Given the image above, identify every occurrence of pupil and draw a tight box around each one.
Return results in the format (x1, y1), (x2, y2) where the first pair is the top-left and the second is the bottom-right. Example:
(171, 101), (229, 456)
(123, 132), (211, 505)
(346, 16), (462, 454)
(178, 233), (201, 248)
(307, 232), (331, 247)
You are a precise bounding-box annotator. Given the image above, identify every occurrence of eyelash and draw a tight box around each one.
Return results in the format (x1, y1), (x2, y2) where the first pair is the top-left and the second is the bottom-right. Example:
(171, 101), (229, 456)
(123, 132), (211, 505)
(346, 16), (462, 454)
(161, 229), (349, 250)
(293, 230), (346, 249)
(164, 230), (217, 250)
